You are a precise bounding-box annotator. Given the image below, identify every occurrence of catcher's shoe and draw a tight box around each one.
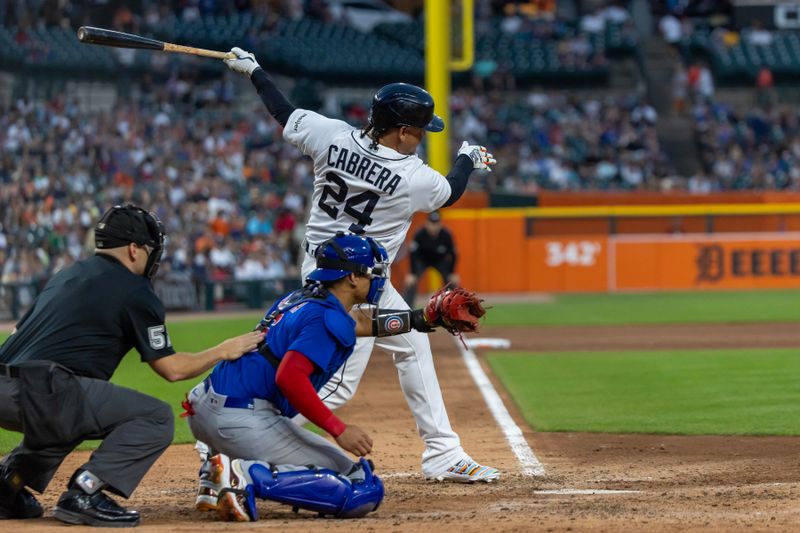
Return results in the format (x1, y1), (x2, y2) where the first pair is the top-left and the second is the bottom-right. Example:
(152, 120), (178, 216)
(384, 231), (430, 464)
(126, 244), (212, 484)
(216, 459), (257, 522)
(427, 458), (500, 483)
(195, 459), (219, 512)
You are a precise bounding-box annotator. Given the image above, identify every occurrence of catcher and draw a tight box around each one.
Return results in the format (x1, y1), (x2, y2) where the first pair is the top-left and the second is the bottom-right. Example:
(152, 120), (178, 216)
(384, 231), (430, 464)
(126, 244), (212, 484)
(182, 233), (486, 522)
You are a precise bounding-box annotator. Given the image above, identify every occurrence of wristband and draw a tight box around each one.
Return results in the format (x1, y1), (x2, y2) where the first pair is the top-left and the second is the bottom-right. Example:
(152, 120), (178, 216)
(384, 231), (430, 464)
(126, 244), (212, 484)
(371, 309), (435, 336)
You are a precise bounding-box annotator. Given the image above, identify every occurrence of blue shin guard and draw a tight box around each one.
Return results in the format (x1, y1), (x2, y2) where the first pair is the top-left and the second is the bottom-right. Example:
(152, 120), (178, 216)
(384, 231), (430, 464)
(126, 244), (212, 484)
(246, 458), (384, 518)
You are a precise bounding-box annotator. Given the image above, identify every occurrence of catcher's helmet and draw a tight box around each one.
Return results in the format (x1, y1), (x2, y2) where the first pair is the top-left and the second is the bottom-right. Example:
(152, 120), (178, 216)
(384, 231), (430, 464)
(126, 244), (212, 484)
(95, 204), (165, 279)
(368, 83), (444, 133)
(307, 233), (389, 305)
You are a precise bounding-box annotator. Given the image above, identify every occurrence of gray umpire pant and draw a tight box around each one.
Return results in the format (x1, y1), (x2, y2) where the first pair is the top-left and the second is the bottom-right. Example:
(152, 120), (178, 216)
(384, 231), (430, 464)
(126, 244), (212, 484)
(0, 373), (174, 498)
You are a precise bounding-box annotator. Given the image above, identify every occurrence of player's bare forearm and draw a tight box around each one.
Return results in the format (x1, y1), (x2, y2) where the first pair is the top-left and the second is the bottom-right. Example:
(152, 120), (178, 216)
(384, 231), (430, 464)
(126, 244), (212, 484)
(351, 306), (375, 336)
(149, 331), (263, 381)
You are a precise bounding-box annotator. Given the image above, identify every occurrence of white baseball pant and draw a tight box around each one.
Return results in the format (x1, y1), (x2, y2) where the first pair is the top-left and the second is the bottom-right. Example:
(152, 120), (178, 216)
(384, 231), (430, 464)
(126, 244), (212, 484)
(297, 252), (465, 476)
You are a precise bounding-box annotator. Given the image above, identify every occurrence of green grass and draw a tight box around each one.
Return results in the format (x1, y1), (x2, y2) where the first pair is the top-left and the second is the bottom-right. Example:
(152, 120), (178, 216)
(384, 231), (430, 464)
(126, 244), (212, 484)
(484, 289), (800, 326)
(0, 317), (257, 453)
(488, 348), (800, 435)
(2, 288), (799, 451)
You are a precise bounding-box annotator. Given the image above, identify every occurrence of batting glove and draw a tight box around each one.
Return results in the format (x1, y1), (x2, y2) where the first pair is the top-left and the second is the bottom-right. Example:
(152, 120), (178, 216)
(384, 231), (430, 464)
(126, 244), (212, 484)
(225, 47), (260, 77)
(457, 141), (497, 172)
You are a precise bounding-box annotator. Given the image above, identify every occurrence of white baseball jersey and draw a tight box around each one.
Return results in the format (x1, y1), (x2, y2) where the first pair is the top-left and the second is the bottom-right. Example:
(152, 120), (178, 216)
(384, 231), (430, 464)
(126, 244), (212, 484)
(283, 108), (452, 261)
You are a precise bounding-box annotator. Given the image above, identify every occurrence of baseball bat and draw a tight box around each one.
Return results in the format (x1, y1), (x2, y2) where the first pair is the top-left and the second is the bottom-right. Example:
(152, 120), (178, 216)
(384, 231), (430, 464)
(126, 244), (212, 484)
(76, 26), (235, 60)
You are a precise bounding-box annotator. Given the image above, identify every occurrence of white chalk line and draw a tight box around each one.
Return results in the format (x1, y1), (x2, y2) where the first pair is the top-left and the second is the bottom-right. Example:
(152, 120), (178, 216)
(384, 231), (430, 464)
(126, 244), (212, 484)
(535, 489), (641, 495)
(454, 336), (546, 477)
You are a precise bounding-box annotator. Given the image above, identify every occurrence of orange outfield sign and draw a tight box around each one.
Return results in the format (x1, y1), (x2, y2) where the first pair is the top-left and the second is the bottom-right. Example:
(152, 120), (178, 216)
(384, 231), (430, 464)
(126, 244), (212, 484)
(612, 234), (800, 290)
(479, 234), (800, 293)
(423, 211), (800, 293)
(526, 237), (608, 292)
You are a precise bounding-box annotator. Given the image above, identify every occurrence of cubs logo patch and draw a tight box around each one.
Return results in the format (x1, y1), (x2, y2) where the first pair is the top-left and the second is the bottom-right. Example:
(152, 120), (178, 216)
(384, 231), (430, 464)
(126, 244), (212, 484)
(385, 315), (404, 333)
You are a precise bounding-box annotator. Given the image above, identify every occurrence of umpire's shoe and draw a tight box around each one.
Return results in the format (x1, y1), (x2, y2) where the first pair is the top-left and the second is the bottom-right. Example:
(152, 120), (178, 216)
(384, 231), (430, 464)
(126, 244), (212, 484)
(54, 470), (140, 528)
(0, 487), (44, 519)
(0, 467), (43, 519)
(54, 490), (140, 528)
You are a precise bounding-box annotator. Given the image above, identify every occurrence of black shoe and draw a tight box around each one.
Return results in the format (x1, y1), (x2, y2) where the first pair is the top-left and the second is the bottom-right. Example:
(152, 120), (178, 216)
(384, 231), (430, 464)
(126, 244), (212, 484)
(54, 489), (140, 528)
(0, 487), (43, 520)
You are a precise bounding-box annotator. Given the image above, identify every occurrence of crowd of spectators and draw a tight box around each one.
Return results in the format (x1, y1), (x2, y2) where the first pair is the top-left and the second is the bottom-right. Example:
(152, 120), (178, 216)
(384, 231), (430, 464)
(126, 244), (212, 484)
(450, 88), (667, 192)
(0, 83), (309, 308)
(0, 77), (672, 305)
(693, 101), (800, 191)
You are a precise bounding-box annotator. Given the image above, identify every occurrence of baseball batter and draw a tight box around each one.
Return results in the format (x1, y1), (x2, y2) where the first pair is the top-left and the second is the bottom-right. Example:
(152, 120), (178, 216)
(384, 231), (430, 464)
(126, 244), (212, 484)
(183, 233), (478, 521)
(221, 47), (498, 483)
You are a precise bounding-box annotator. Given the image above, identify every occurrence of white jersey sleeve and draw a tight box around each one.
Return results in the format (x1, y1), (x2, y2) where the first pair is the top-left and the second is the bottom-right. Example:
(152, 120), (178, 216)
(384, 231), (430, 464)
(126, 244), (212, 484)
(283, 108), (351, 158)
(408, 162), (452, 213)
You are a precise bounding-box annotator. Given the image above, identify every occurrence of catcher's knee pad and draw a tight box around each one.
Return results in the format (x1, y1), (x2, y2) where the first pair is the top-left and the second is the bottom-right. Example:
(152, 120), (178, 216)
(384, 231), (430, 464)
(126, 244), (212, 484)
(247, 458), (384, 518)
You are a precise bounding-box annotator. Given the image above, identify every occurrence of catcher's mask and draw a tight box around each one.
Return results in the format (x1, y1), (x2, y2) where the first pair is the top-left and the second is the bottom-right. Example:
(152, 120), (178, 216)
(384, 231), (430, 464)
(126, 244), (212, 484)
(95, 204), (165, 279)
(307, 233), (389, 305)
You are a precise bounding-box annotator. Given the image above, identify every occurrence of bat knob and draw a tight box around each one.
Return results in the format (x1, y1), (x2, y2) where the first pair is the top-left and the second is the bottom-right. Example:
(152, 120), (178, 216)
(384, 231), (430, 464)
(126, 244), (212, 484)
(77, 26), (86, 41)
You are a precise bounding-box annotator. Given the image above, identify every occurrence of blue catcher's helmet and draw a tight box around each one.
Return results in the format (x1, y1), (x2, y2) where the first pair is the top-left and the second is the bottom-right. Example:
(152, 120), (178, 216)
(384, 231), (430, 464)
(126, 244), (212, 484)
(369, 83), (444, 133)
(307, 233), (389, 305)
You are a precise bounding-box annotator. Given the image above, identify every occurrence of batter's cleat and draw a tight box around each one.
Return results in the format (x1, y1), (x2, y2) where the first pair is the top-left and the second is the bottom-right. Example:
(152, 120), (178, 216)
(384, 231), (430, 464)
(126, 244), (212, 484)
(427, 458), (500, 483)
(195, 459), (219, 512)
(216, 459), (257, 522)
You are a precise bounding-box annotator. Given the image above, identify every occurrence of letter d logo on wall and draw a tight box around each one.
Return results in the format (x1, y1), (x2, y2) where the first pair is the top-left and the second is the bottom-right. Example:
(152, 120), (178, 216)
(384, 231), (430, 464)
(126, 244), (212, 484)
(696, 245), (724, 283)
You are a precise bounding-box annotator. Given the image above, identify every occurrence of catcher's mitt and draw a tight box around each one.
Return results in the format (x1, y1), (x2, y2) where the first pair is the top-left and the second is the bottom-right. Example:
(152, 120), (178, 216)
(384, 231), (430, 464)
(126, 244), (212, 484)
(424, 286), (486, 335)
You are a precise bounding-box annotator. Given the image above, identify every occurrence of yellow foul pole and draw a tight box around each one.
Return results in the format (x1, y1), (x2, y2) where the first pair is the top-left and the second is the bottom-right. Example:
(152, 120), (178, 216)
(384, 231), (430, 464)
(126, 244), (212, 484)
(425, 0), (450, 174)
(425, 0), (474, 174)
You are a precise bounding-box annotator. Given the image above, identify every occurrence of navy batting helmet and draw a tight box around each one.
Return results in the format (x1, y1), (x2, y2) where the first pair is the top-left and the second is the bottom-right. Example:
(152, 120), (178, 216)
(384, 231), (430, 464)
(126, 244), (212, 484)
(307, 233), (389, 305)
(368, 83), (444, 133)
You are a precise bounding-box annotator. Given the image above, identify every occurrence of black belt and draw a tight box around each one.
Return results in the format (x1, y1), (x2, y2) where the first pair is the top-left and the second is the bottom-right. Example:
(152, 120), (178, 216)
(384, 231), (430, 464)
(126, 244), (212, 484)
(0, 364), (20, 378)
(303, 239), (318, 257)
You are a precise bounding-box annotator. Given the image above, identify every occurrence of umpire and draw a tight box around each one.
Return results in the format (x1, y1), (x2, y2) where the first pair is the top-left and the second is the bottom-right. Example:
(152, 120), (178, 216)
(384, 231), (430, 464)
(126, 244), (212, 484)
(402, 211), (459, 306)
(0, 204), (262, 527)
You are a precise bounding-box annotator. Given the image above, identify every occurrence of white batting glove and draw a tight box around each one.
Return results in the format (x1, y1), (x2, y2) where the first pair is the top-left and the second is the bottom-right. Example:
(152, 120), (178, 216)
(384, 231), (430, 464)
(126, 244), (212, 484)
(457, 141), (497, 172)
(224, 47), (260, 77)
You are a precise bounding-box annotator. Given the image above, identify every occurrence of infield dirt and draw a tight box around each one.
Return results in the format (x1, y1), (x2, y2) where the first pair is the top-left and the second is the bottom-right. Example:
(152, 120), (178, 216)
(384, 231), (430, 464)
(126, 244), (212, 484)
(6, 323), (800, 531)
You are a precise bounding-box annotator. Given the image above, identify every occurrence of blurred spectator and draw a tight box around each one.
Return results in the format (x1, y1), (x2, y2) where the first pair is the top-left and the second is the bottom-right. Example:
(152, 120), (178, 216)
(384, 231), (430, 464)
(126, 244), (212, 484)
(755, 66), (775, 110)
(687, 62), (714, 103)
(743, 20), (773, 47)
(672, 62), (689, 114)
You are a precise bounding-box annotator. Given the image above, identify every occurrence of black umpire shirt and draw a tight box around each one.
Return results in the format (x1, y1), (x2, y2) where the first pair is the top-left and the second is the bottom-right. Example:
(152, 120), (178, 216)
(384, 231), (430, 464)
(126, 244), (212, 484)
(410, 228), (456, 271)
(0, 254), (176, 380)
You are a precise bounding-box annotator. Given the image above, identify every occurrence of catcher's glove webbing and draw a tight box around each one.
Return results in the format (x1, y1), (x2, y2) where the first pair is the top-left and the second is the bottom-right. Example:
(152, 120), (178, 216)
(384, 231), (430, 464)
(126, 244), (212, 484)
(367, 286), (486, 340)
(424, 286), (487, 341)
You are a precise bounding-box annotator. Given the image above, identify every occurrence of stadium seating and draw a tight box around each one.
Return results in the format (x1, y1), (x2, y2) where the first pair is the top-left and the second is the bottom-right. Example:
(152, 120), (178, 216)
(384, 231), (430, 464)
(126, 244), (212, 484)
(685, 27), (800, 81)
(0, 15), (634, 83)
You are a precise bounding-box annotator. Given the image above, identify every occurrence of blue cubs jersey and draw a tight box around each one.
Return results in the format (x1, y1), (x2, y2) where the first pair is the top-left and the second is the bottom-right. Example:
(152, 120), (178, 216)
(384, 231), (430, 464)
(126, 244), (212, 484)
(208, 286), (356, 418)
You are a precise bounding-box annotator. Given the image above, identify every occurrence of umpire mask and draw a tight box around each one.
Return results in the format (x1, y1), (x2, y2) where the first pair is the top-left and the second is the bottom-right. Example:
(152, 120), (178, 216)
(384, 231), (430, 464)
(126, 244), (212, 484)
(95, 204), (166, 279)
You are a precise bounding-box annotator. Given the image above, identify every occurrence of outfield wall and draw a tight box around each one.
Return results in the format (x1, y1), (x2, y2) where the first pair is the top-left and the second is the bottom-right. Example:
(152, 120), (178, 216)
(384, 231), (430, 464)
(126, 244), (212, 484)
(395, 205), (800, 293)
